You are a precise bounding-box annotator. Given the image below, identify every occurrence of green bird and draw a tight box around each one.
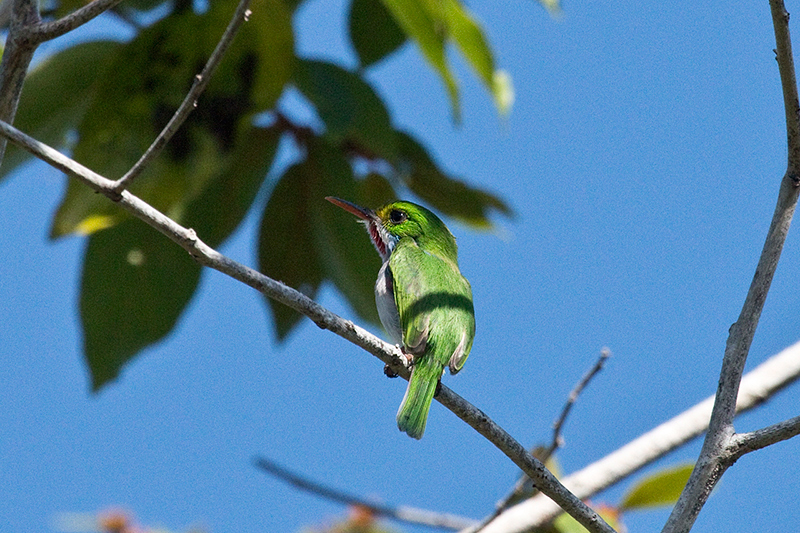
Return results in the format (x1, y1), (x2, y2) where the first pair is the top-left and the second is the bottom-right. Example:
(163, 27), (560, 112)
(326, 197), (475, 439)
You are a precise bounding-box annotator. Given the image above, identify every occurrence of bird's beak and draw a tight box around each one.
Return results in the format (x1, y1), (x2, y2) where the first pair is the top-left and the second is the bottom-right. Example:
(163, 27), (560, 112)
(325, 197), (375, 221)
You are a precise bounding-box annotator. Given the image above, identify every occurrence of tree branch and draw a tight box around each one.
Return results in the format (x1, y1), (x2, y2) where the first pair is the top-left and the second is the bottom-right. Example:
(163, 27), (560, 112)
(471, 348), (611, 533)
(473, 339), (800, 533)
(253, 457), (478, 530)
(0, 118), (615, 533)
(0, 0), (41, 165)
(112, 0), (252, 194)
(727, 415), (800, 460)
(23, 0), (124, 42)
(662, 1), (800, 530)
(544, 347), (611, 463)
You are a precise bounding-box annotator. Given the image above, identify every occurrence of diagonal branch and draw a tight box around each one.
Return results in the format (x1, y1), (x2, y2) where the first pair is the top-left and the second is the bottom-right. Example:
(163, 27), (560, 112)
(0, 118), (616, 533)
(543, 347), (611, 463)
(473, 339), (800, 533)
(662, 2), (800, 531)
(253, 457), (478, 530)
(111, 0), (252, 194)
(472, 348), (611, 533)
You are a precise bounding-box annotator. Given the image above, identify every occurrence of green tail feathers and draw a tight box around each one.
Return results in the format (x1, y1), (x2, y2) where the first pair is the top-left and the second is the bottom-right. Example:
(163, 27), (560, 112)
(396, 359), (443, 440)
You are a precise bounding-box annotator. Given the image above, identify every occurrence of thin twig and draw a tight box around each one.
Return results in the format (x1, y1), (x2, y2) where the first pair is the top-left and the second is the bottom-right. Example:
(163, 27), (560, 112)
(111, 0), (252, 194)
(472, 348), (612, 533)
(472, 339), (800, 533)
(24, 0), (124, 42)
(662, 2), (800, 531)
(253, 457), (477, 530)
(0, 118), (615, 533)
(544, 347), (612, 463)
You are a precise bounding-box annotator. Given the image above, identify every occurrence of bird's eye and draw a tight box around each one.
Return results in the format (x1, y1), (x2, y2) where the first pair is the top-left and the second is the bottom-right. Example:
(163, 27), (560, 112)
(389, 210), (407, 224)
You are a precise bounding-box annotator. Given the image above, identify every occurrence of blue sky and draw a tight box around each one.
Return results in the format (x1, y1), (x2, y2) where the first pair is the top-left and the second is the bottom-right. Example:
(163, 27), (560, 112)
(2, 1), (800, 532)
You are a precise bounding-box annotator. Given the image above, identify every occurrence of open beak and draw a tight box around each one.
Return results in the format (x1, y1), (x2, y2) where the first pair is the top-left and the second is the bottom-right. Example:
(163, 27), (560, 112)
(325, 197), (375, 221)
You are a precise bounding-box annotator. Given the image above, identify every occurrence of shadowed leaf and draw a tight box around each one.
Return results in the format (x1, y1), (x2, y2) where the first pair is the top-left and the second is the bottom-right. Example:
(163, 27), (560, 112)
(82, 218), (201, 390)
(0, 41), (122, 183)
(258, 161), (325, 339)
(50, 0), (292, 237)
(396, 131), (512, 228)
(258, 138), (384, 340)
(349, 0), (407, 68)
(308, 140), (381, 327)
(293, 59), (398, 162)
(184, 125), (281, 247)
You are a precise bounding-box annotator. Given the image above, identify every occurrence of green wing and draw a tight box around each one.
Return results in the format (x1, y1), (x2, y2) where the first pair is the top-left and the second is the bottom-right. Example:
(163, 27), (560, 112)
(389, 238), (475, 371)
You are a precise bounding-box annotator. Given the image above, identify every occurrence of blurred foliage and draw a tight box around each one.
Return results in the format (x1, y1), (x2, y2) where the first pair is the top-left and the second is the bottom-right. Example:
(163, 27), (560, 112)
(619, 463), (694, 511)
(52, 460), (691, 533)
(303, 506), (396, 533)
(5, 0), (517, 389)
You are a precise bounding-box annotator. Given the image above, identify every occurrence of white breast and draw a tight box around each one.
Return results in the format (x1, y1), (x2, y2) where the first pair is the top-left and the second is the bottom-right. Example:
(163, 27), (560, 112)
(375, 261), (403, 345)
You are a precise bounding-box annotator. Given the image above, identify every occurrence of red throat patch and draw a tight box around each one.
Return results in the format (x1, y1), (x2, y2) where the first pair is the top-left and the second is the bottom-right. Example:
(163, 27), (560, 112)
(368, 222), (387, 257)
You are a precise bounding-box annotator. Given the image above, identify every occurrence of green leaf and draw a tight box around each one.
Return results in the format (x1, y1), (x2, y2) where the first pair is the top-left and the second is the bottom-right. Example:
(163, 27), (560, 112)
(183, 125), (281, 247)
(81, 218), (201, 391)
(379, 0), (460, 119)
(536, 0), (562, 16)
(293, 59), (397, 162)
(258, 161), (326, 339)
(439, 0), (514, 115)
(395, 130), (512, 228)
(50, 0), (292, 237)
(378, 0), (511, 119)
(0, 41), (122, 183)
(359, 172), (398, 207)
(257, 138), (382, 340)
(620, 463), (695, 511)
(349, 0), (407, 68)
(307, 141), (382, 327)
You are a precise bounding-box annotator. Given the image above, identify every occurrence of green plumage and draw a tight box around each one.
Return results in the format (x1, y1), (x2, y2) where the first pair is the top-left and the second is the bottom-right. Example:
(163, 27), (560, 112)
(390, 236), (474, 438)
(325, 197), (476, 439)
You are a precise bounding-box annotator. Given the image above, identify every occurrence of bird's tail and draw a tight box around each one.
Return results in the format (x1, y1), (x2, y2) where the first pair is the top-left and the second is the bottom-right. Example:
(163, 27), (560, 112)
(397, 357), (443, 440)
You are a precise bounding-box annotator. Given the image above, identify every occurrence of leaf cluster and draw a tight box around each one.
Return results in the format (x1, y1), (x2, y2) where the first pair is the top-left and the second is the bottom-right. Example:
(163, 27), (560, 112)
(4, 0), (513, 389)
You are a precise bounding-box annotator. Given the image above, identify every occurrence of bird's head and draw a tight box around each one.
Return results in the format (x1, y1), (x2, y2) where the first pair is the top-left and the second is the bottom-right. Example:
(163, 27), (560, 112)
(325, 197), (457, 263)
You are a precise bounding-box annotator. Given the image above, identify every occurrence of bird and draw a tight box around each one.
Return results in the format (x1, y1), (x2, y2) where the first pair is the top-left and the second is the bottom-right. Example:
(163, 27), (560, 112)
(326, 197), (475, 439)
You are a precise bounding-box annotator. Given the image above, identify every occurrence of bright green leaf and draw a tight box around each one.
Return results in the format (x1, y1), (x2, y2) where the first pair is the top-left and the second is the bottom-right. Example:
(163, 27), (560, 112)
(379, 0), (460, 120)
(0, 41), (122, 182)
(537, 0), (562, 16)
(81, 218), (201, 391)
(620, 463), (695, 511)
(349, 0), (407, 68)
(395, 130), (512, 228)
(293, 59), (398, 161)
(379, 0), (511, 119)
(438, 0), (513, 115)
